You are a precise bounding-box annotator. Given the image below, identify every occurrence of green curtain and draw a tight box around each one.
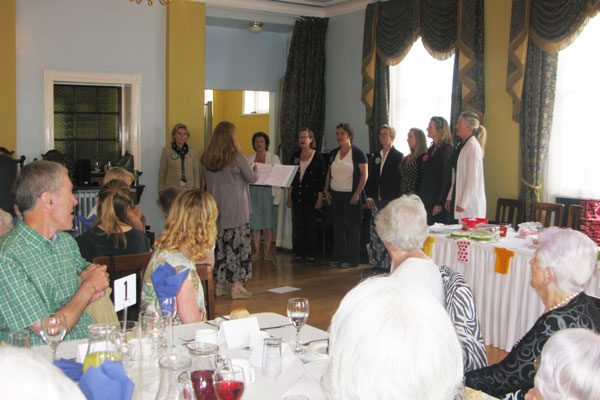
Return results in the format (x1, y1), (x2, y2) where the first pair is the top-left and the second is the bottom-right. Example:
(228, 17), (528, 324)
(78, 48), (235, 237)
(361, 0), (485, 153)
(279, 17), (328, 164)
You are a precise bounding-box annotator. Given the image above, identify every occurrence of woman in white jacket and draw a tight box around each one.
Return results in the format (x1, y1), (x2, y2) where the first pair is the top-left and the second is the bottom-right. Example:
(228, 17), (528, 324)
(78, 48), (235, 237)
(446, 111), (486, 220)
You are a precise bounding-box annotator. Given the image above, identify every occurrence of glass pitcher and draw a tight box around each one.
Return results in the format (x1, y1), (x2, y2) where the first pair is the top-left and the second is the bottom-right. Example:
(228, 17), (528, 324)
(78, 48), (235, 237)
(83, 324), (122, 372)
(185, 342), (219, 400)
(155, 353), (195, 400)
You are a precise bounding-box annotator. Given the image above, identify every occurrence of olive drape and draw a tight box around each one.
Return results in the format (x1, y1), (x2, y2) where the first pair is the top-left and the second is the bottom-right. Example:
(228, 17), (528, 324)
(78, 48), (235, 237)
(361, 0), (485, 152)
(279, 17), (328, 164)
(507, 0), (600, 217)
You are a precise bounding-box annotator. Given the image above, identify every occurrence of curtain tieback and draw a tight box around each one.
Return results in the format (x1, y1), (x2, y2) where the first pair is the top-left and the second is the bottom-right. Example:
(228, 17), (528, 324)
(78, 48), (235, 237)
(521, 175), (542, 201)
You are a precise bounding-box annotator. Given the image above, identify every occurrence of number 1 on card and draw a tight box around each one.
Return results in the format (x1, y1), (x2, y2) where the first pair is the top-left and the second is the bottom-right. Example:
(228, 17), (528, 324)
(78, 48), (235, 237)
(114, 274), (136, 312)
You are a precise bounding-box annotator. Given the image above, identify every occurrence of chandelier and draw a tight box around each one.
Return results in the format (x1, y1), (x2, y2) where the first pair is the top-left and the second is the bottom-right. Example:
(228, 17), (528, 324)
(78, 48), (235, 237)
(130, 0), (174, 5)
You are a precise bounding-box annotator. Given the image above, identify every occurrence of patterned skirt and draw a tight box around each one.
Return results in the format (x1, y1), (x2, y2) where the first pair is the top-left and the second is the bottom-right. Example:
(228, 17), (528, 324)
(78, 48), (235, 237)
(214, 223), (252, 284)
(366, 202), (392, 270)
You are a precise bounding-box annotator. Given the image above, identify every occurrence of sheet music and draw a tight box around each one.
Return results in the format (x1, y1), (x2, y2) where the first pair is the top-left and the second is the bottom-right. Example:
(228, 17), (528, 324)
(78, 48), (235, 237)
(251, 163), (298, 187)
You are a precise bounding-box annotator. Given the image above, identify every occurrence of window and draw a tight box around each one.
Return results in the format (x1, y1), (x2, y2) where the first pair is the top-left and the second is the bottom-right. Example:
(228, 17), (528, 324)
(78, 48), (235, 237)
(545, 16), (600, 200)
(389, 38), (454, 154)
(54, 85), (122, 170)
(243, 90), (269, 114)
(44, 70), (142, 169)
(205, 89), (213, 104)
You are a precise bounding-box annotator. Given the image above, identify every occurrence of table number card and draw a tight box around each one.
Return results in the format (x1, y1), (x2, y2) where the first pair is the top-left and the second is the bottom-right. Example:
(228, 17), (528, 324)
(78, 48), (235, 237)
(220, 317), (260, 348)
(114, 273), (136, 312)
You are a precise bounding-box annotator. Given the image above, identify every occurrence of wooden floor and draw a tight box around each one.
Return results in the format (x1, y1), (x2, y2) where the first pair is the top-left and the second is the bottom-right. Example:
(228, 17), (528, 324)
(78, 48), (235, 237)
(214, 249), (508, 365)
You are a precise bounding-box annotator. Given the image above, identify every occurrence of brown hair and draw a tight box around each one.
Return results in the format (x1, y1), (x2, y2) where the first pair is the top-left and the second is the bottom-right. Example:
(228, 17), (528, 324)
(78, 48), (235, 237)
(103, 167), (134, 185)
(336, 123), (354, 142)
(154, 189), (218, 263)
(200, 121), (241, 171)
(379, 124), (397, 139)
(94, 179), (132, 248)
(430, 116), (453, 146)
(299, 128), (317, 149)
(407, 128), (428, 163)
(157, 187), (179, 217)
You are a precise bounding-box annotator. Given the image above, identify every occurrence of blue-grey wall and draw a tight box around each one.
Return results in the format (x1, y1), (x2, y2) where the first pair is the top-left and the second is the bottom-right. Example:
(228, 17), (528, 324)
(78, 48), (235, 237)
(205, 26), (290, 91)
(16, 0), (166, 231)
(323, 10), (369, 152)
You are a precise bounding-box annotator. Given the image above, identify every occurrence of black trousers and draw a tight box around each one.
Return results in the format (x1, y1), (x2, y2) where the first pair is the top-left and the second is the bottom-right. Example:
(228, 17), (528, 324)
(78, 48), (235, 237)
(330, 190), (361, 266)
(292, 203), (318, 258)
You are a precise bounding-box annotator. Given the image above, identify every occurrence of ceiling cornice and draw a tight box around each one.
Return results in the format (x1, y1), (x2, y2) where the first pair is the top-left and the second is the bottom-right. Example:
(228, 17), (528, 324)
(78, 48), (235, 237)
(199, 0), (375, 18)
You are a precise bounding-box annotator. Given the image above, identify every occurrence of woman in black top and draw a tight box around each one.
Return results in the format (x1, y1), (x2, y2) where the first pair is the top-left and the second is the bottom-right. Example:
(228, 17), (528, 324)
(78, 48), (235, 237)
(418, 116), (454, 225)
(287, 128), (326, 262)
(76, 180), (149, 263)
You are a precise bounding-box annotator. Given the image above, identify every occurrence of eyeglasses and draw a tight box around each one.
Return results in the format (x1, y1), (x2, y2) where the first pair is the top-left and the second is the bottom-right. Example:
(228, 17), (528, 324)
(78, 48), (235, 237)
(298, 136), (310, 139)
(379, 132), (392, 136)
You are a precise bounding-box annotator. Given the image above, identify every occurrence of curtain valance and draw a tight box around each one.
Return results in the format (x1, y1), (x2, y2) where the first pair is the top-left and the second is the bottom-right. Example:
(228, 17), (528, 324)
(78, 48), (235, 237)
(507, 0), (600, 121)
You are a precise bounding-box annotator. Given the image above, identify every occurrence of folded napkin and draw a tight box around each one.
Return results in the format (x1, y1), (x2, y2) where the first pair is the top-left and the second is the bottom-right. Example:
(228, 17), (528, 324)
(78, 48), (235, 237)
(150, 261), (189, 313)
(53, 358), (83, 382)
(494, 247), (515, 274)
(78, 360), (134, 400)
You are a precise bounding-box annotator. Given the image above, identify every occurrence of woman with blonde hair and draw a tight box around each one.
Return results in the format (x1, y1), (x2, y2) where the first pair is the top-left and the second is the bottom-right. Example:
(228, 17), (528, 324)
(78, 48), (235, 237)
(201, 121), (257, 299)
(419, 116), (454, 225)
(76, 180), (149, 263)
(141, 189), (217, 323)
(158, 123), (200, 191)
(400, 127), (427, 195)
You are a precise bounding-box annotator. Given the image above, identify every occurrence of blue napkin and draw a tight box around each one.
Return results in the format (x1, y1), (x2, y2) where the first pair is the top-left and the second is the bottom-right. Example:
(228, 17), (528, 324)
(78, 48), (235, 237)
(53, 358), (83, 382)
(150, 261), (189, 313)
(78, 360), (134, 400)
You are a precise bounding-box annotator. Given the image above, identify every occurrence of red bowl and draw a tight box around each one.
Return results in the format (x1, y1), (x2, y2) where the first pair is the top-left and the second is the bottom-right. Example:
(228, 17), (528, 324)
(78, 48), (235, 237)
(461, 217), (489, 230)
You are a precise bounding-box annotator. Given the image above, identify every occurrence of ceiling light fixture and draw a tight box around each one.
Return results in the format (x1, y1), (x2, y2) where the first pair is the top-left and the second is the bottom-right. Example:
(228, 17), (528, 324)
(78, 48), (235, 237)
(130, 0), (174, 6)
(249, 21), (264, 33)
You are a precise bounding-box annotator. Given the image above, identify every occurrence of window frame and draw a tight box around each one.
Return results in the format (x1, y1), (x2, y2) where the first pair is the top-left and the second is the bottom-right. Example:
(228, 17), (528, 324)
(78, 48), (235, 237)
(43, 70), (142, 169)
(242, 90), (270, 115)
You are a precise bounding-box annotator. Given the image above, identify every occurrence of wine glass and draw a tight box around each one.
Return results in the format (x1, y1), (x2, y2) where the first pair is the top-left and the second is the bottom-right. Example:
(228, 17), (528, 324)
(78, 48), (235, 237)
(213, 365), (245, 400)
(9, 329), (31, 348)
(40, 313), (67, 361)
(287, 297), (309, 354)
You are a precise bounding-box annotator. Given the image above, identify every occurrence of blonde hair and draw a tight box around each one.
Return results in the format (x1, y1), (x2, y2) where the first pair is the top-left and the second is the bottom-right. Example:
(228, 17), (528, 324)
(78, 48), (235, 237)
(201, 121), (241, 172)
(94, 180), (132, 248)
(379, 124), (396, 139)
(460, 111), (486, 154)
(407, 128), (427, 163)
(154, 189), (218, 263)
(103, 167), (134, 185)
(430, 116), (453, 146)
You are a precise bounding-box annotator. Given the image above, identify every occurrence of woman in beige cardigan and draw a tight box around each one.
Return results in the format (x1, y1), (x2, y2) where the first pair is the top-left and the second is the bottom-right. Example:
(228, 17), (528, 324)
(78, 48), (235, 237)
(158, 123), (200, 191)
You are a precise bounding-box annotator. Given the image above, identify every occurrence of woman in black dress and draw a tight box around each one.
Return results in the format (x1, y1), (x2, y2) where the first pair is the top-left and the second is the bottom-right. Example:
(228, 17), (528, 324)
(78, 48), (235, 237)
(287, 128), (326, 262)
(418, 116), (454, 225)
(400, 128), (427, 195)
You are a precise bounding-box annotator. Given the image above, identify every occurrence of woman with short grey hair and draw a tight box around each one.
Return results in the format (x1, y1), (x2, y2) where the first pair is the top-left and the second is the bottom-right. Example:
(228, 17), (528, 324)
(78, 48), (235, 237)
(323, 277), (463, 400)
(525, 328), (600, 400)
(466, 227), (600, 398)
(376, 194), (445, 304)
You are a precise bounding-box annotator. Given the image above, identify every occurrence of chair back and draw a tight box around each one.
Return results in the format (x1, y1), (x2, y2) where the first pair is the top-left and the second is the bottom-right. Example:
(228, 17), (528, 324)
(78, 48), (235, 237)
(93, 251), (153, 320)
(0, 151), (25, 216)
(439, 265), (488, 372)
(532, 202), (564, 227)
(494, 198), (525, 226)
(196, 263), (216, 321)
(567, 204), (582, 230)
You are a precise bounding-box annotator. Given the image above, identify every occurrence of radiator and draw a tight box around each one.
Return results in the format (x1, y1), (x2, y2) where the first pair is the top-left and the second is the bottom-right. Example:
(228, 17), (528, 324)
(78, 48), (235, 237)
(73, 189), (99, 234)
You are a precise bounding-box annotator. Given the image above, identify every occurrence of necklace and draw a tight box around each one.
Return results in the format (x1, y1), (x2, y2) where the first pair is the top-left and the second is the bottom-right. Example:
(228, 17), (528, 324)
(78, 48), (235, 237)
(546, 291), (581, 312)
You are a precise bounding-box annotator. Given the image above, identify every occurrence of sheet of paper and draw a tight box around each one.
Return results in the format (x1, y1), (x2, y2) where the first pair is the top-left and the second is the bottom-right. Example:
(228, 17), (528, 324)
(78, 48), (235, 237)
(114, 273), (136, 311)
(220, 317), (260, 348)
(253, 163), (273, 185)
(251, 164), (298, 187)
(267, 286), (301, 294)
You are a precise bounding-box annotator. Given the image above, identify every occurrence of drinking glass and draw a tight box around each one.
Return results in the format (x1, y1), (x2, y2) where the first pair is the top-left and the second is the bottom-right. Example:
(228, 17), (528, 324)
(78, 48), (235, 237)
(287, 297), (309, 354)
(40, 313), (67, 361)
(9, 329), (31, 348)
(213, 365), (245, 400)
(262, 337), (282, 376)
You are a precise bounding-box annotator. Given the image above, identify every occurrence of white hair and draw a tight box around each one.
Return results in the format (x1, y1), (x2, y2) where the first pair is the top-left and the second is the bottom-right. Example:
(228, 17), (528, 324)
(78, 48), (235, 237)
(323, 276), (463, 400)
(0, 209), (13, 236)
(375, 194), (429, 251)
(534, 328), (600, 400)
(536, 227), (598, 293)
(0, 347), (85, 400)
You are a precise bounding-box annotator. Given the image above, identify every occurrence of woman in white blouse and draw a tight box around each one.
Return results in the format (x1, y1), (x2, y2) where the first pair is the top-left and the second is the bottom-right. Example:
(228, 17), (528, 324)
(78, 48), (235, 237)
(446, 111), (486, 220)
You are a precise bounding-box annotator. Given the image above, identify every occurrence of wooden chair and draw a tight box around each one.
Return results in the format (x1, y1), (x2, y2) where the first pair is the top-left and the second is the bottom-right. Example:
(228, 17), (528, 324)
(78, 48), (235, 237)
(494, 198), (525, 227)
(566, 204), (582, 230)
(93, 251), (153, 321)
(532, 202), (564, 227)
(196, 263), (216, 321)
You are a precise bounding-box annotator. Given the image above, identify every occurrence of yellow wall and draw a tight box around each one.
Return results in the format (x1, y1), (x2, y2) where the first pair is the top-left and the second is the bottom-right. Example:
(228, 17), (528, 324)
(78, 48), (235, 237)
(211, 90), (270, 156)
(483, 0), (520, 218)
(166, 1), (205, 155)
(0, 0), (16, 152)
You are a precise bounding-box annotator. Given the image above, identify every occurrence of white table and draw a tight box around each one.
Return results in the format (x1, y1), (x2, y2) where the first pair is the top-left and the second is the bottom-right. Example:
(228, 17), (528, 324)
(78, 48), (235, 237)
(429, 227), (600, 351)
(33, 312), (329, 400)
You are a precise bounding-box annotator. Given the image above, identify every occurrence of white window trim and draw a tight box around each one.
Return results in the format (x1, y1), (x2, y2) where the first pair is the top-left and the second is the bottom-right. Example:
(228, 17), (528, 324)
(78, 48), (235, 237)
(43, 70), (143, 169)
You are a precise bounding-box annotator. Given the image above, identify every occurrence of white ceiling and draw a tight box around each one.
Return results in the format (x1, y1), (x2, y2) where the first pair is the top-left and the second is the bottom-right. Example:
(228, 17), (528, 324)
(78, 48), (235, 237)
(205, 0), (375, 18)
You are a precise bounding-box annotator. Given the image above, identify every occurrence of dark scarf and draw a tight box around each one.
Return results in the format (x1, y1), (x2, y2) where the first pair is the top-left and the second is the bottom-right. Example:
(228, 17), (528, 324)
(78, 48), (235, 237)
(171, 142), (189, 182)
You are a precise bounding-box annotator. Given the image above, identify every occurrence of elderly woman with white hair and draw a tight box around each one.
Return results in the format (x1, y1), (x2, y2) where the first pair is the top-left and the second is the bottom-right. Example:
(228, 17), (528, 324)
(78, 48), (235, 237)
(376, 194), (445, 304)
(322, 276), (463, 400)
(466, 227), (600, 398)
(524, 328), (600, 400)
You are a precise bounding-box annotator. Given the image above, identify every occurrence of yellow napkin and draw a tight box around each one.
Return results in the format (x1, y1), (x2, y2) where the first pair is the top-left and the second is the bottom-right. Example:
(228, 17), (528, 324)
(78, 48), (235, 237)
(422, 236), (436, 256)
(494, 247), (515, 274)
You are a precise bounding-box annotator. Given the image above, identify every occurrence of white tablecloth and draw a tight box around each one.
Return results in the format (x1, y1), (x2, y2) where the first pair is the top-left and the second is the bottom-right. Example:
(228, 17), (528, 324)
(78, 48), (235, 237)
(429, 227), (600, 351)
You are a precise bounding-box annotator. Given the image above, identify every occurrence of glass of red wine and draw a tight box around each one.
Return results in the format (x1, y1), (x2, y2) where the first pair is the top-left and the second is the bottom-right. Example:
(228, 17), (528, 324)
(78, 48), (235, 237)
(213, 365), (245, 400)
(191, 369), (217, 400)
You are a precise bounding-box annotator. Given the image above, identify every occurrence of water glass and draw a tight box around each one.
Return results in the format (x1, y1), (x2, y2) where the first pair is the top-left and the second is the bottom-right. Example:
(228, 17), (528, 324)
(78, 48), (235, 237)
(262, 337), (282, 377)
(8, 330), (31, 348)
